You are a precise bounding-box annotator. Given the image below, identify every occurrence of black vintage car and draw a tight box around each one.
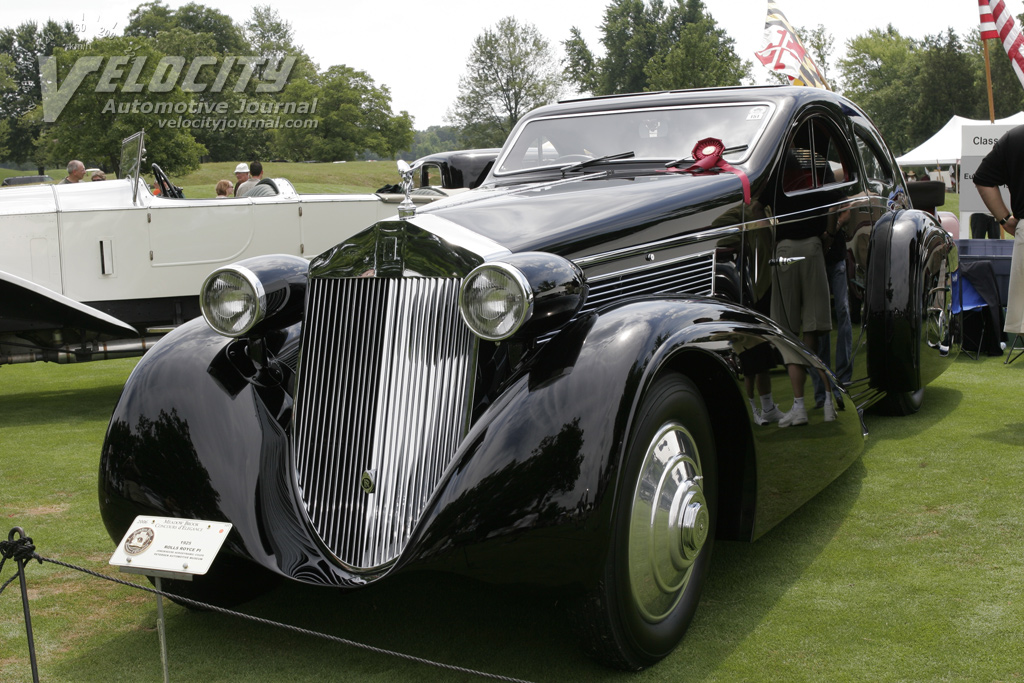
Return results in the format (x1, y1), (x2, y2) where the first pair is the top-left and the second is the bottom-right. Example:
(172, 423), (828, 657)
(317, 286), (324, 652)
(411, 147), (501, 190)
(99, 86), (959, 670)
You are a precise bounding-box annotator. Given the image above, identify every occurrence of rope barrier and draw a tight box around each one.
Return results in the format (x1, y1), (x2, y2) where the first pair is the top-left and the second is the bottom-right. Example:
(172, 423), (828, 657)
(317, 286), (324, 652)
(1, 528), (534, 683)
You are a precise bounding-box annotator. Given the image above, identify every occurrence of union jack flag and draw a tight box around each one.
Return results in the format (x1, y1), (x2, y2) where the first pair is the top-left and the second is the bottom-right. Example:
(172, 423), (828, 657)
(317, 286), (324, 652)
(980, 0), (1024, 89)
(755, 1), (829, 89)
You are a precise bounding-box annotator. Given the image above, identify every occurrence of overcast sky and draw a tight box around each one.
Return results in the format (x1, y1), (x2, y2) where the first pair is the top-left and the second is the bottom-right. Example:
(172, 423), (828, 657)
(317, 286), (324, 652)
(1, 0), (1003, 128)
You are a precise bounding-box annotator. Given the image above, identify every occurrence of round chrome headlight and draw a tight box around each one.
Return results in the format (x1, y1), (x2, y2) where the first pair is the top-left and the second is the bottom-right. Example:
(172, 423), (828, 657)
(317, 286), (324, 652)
(459, 263), (533, 341)
(200, 265), (266, 337)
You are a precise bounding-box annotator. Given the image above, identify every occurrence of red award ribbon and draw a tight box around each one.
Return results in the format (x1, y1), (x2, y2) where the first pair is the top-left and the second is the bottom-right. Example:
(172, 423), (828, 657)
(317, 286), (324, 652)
(666, 137), (751, 204)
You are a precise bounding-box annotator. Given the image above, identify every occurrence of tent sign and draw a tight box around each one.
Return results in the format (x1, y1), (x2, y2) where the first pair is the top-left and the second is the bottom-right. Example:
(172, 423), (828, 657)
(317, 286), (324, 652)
(109, 516), (232, 576)
(961, 124), (1015, 215)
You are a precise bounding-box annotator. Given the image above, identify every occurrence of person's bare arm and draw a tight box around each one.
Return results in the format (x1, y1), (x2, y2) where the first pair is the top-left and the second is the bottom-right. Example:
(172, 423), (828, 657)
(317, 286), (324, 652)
(976, 184), (1018, 236)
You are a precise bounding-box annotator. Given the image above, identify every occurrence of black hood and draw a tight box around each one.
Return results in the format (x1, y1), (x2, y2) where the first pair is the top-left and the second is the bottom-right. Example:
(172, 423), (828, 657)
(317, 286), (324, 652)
(417, 170), (754, 256)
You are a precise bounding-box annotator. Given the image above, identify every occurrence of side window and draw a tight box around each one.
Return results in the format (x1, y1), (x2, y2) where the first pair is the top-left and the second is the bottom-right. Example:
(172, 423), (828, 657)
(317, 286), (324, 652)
(783, 118), (856, 194)
(783, 121), (814, 192)
(855, 131), (894, 191)
(820, 121), (855, 184)
(418, 163), (444, 188)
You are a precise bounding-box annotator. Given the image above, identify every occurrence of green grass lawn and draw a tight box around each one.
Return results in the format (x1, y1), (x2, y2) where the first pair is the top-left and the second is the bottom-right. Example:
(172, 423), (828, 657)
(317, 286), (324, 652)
(2, 349), (1023, 681)
(0, 161), (403, 196)
(0, 167), (68, 184)
(170, 160), (405, 197)
(939, 189), (959, 216)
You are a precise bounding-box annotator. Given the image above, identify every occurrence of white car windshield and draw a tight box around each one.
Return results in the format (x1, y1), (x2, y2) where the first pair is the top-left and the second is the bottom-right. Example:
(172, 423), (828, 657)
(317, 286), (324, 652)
(495, 102), (775, 175)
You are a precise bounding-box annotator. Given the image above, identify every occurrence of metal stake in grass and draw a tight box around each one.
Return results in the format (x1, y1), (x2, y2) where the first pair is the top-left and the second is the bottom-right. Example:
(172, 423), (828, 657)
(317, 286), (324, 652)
(0, 527), (40, 683)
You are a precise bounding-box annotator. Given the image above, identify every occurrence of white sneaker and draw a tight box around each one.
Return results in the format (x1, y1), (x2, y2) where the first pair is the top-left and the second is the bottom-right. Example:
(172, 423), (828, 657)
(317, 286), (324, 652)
(824, 398), (837, 422)
(778, 404), (808, 427)
(759, 404), (785, 424)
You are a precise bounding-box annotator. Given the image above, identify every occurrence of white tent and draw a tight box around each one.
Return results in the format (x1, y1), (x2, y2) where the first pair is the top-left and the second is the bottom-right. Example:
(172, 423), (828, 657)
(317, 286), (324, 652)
(895, 112), (1024, 165)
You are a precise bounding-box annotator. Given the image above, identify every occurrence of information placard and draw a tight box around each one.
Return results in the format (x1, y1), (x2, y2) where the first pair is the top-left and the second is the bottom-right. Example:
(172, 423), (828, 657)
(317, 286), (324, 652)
(109, 516), (232, 576)
(961, 124), (1016, 221)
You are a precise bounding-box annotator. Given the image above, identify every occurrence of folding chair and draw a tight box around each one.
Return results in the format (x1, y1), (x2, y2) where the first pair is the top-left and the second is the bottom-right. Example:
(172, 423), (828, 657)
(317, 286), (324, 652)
(1006, 334), (1023, 365)
(952, 270), (987, 360)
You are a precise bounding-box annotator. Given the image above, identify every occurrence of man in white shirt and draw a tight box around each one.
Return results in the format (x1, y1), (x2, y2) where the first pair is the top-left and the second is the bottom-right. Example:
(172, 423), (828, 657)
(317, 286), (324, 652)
(236, 161), (262, 196)
(232, 162), (250, 196)
(239, 161), (279, 197)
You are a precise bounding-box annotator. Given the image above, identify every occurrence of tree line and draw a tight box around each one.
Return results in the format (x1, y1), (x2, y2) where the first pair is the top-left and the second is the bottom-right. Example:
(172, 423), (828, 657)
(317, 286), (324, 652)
(2, 0), (1023, 175)
(419, 0), (1024, 161)
(0, 2), (414, 175)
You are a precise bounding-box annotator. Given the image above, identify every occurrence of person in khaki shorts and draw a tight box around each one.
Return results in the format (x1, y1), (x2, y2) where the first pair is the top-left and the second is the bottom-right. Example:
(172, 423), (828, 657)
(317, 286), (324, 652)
(770, 145), (835, 427)
(770, 235), (833, 426)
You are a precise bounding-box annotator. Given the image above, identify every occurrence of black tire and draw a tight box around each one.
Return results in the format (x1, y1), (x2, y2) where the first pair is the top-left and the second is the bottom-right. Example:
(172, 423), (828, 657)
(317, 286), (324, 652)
(572, 373), (717, 670)
(148, 554), (281, 610)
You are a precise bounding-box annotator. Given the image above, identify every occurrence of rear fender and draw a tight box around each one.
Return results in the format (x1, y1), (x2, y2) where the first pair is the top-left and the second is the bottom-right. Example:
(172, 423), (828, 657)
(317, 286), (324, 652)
(865, 209), (958, 393)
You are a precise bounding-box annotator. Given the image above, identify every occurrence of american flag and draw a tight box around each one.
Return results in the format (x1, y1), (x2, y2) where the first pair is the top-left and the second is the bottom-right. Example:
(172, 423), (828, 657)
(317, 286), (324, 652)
(979, 0), (1024, 89)
(755, 1), (829, 89)
(979, 0), (1000, 39)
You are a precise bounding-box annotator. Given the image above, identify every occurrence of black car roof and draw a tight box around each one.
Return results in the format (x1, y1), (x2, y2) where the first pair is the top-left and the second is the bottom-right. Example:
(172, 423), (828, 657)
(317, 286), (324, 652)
(535, 85), (861, 120)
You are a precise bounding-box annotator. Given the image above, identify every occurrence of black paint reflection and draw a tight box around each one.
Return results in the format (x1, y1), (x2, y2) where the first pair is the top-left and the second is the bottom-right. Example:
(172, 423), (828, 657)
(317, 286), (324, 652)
(417, 418), (586, 558)
(101, 409), (221, 535)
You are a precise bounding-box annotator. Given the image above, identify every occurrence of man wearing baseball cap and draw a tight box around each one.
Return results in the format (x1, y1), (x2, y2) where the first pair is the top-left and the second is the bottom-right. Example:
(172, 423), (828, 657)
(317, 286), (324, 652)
(233, 163), (250, 196)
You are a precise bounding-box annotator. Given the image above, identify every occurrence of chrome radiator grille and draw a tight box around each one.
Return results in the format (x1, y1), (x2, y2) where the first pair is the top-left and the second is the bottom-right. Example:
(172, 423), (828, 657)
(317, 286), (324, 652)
(291, 276), (476, 572)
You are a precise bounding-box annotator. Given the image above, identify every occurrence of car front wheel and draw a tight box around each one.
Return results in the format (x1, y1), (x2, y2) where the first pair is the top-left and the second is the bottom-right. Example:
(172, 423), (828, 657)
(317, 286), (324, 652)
(573, 372), (717, 670)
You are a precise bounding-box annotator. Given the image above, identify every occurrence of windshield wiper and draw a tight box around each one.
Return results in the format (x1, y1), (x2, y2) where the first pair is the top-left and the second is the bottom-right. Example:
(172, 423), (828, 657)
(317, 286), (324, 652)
(495, 151), (637, 178)
(665, 145), (748, 169)
(560, 151), (635, 175)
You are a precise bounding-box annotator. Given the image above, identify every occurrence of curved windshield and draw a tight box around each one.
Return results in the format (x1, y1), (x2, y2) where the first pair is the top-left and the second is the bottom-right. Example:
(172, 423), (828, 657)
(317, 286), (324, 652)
(495, 102), (774, 175)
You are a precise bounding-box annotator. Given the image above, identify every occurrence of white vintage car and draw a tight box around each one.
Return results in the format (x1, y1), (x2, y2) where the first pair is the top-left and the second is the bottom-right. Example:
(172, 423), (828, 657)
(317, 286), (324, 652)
(0, 132), (471, 365)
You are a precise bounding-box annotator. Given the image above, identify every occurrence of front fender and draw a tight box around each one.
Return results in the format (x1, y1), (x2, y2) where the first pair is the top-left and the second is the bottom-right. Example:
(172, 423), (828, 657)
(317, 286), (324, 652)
(404, 296), (864, 584)
(0, 269), (137, 339)
(98, 318), (316, 579)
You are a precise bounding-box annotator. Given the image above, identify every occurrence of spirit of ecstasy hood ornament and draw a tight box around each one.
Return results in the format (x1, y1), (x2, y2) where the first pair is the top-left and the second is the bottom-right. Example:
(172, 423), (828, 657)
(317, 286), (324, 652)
(397, 160), (416, 220)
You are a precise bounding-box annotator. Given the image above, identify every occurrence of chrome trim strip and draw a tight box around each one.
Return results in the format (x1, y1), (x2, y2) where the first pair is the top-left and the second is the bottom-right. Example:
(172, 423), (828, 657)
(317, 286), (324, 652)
(410, 213), (511, 262)
(585, 249), (717, 286)
(574, 226), (740, 269)
(537, 250), (715, 345)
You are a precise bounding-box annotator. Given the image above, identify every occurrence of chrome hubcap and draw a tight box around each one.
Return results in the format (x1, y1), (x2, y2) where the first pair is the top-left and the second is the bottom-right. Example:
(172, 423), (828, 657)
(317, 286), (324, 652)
(628, 422), (706, 623)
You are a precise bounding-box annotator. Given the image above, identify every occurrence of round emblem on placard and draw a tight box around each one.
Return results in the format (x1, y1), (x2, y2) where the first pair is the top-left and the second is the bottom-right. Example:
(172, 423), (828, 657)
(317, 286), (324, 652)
(124, 527), (155, 555)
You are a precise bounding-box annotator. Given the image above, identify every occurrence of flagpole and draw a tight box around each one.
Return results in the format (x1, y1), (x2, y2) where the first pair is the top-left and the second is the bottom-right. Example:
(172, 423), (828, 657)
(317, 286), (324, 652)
(984, 38), (995, 123)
